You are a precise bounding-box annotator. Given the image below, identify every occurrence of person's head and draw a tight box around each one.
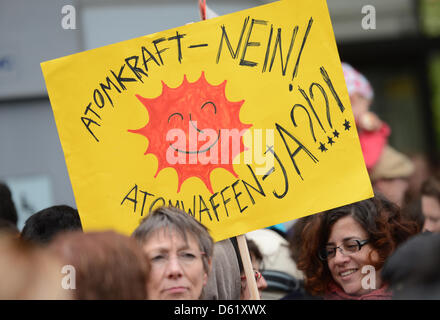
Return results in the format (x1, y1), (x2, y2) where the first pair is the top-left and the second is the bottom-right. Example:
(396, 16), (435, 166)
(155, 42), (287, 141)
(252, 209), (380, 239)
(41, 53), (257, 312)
(49, 231), (149, 300)
(382, 232), (440, 299)
(373, 179), (410, 208)
(407, 153), (432, 202)
(200, 239), (241, 300)
(248, 228), (303, 299)
(401, 198), (425, 232)
(297, 194), (418, 297)
(288, 216), (314, 264)
(370, 145), (415, 207)
(0, 182), (18, 226)
(420, 176), (440, 232)
(21, 205), (82, 245)
(0, 231), (71, 299)
(239, 238), (268, 300)
(342, 62), (374, 123)
(0, 218), (19, 236)
(132, 206), (213, 300)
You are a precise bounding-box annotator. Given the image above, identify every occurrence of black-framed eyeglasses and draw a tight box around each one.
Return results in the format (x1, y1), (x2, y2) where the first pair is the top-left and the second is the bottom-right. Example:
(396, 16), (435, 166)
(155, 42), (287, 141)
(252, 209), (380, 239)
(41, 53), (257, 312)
(318, 239), (369, 261)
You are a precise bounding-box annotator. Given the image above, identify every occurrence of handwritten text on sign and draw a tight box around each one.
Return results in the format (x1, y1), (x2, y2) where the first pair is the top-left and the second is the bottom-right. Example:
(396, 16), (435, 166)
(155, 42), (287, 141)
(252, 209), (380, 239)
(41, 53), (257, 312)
(41, 0), (373, 241)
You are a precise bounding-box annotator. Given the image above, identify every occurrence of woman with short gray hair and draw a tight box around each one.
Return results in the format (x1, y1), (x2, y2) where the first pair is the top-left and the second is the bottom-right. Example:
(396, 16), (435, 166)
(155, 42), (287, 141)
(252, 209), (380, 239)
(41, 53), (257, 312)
(132, 206), (213, 300)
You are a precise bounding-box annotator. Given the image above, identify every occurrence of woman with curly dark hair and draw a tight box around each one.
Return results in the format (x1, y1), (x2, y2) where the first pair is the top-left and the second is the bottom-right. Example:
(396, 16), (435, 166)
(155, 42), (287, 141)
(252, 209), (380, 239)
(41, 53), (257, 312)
(297, 193), (419, 300)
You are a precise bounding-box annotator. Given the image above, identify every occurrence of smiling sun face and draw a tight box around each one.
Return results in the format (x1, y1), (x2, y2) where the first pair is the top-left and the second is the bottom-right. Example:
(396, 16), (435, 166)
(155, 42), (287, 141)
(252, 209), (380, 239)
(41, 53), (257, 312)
(129, 72), (251, 194)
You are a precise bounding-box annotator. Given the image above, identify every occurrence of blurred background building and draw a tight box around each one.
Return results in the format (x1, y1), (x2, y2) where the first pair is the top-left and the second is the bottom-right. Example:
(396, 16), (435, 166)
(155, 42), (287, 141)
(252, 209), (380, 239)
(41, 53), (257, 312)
(0, 0), (439, 229)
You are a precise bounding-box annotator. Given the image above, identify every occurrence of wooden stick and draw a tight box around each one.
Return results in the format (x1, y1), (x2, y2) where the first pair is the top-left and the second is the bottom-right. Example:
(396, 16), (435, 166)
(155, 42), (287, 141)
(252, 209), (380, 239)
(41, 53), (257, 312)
(236, 234), (260, 300)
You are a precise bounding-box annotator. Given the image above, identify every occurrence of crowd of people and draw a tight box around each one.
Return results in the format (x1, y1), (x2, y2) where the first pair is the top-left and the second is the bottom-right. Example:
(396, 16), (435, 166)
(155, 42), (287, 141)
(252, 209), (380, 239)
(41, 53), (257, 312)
(0, 176), (439, 300)
(0, 63), (439, 300)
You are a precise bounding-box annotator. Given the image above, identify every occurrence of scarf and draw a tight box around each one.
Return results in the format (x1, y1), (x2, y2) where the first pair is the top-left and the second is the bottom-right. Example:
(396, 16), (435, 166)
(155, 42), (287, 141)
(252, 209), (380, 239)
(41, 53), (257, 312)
(324, 281), (392, 300)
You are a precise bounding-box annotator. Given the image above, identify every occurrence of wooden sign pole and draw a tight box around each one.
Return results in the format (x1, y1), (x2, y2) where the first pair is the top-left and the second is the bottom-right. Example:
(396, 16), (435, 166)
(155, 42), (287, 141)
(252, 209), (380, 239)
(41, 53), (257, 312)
(236, 234), (260, 300)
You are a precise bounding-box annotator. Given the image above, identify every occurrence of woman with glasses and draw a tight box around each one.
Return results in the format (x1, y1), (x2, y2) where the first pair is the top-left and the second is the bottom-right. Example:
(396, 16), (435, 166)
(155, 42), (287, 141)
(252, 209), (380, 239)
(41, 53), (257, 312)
(297, 193), (418, 299)
(132, 206), (213, 300)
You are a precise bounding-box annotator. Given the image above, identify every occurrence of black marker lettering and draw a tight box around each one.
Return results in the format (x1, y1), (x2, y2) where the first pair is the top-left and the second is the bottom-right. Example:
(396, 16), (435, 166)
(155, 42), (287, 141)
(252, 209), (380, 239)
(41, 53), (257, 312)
(241, 165), (266, 205)
(99, 77), (121, 107)
(81, 116), (100, 142)
(168, 199), (181, 209)
(152, 37), (168, 65)
(148, 197), (165, 213)
(265, 146), (289, 199)
(220, 186), (232, 217)
(125, 56), (148, 83)
(298, 86), (325, 133)
(216, 16), (250, 63)
(84, 102), (101, 120)
(139, 190), (154, 216)
(188, 43), (208, 48)
(209, 192), (220, 222)
(262, 24), (274, 73)
(110, 64), (136, 90)
(121, 184), (138, 212)
(239, 19), (267, 67)
(275, 123), (318, 180)
(269, 26), (298, 76)
(180, 196), (197, 218)
(292, 17), (313, 80)
(141, 46), (160, 72)
(168, 31), (186, 64)
(199, 195), (213, 222)
(262, 166), (275, 181)
(93, 89), (105, 109)
(290, 103), (317, 142)
(320, 66), (345, 113)
(310, 82), (332, 128)
(232, 180), (248, 213)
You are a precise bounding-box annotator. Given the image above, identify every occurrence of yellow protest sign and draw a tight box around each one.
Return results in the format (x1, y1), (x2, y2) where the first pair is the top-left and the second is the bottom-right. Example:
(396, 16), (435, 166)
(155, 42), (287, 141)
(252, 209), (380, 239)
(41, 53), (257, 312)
(41, 0), (373, 241)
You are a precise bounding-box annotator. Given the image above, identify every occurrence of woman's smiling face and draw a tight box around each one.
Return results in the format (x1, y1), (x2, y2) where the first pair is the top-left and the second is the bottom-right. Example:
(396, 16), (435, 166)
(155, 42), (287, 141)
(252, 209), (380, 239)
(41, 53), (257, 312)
(326, 215), (381, 296)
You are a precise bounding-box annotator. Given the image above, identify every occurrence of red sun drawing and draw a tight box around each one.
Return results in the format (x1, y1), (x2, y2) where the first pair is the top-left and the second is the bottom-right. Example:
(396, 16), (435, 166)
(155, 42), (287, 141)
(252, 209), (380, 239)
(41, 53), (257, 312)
(129, 72), (252, 194)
